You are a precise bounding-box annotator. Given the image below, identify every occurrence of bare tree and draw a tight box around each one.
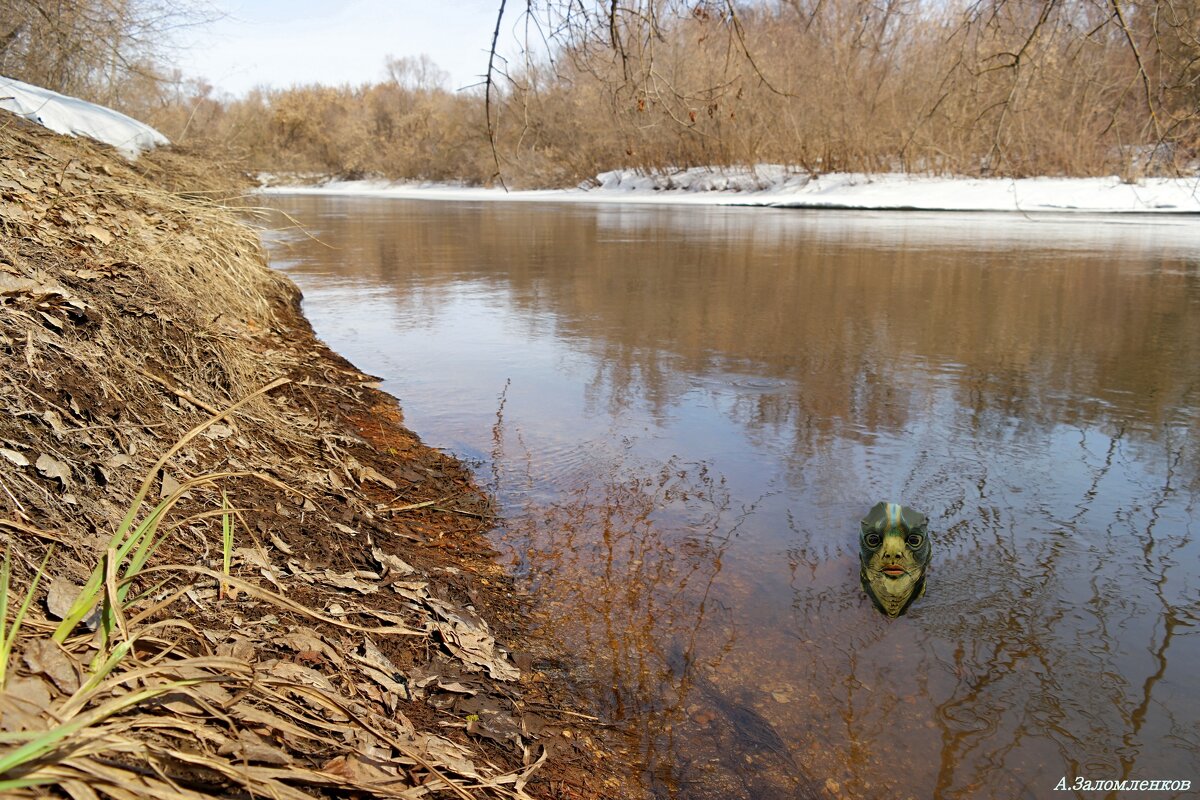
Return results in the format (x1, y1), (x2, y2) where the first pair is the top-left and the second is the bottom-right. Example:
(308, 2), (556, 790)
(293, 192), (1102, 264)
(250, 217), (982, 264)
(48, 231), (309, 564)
(0, 0), (218, 106)
(384, 53), (450, 92)
(483, 0), (1197, 179)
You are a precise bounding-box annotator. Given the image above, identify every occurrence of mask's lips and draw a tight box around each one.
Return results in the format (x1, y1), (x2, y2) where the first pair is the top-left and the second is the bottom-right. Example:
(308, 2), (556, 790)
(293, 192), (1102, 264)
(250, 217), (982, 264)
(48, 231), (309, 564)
(882, 566), (907, 578)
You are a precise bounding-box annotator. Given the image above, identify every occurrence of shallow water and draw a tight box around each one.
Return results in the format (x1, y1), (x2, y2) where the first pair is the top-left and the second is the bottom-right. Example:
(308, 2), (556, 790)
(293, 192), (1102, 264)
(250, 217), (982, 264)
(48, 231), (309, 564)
(260, 197), (1200, 799)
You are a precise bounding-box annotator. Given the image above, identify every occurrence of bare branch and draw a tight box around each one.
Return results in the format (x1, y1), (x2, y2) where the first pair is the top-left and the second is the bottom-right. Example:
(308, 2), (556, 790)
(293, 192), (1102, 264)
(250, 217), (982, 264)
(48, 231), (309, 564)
(486, 0), (510, 190)
(1110, 0), (1164, 140)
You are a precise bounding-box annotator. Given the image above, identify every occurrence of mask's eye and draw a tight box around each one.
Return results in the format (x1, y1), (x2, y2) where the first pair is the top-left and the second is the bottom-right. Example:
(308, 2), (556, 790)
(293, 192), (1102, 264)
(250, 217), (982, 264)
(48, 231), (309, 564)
(864, 532), (882, 548)
(906, 533), (924, 548)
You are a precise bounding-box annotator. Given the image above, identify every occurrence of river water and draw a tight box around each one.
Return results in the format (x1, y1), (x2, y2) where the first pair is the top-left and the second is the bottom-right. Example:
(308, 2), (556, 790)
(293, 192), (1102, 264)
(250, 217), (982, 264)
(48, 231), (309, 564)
(260, 196), (1199, 800)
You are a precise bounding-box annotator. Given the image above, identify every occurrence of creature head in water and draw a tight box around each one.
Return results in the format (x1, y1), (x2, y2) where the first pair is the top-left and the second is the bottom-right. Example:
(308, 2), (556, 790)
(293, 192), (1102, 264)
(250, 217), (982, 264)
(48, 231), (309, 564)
(859, 502), (931, 617)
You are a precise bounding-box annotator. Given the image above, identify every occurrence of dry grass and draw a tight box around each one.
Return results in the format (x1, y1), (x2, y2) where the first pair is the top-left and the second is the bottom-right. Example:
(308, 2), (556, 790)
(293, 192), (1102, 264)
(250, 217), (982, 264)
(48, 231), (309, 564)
(0, 114), (626, 798)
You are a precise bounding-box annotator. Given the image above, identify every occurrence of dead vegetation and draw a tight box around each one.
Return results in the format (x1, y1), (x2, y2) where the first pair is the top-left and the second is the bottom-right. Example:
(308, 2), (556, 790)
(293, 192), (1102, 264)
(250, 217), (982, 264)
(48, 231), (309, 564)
(3, 1), (1194, 186)
(96, 1), (1197, 187)
(493, 0), (1200, 183)
(0, 113), (632, 798)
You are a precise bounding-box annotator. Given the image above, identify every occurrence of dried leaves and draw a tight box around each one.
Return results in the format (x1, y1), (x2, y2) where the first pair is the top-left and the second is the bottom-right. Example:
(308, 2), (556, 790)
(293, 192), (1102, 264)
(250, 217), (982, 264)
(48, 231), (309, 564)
(0, 115), (583, 799)
(0, 541), (549, 800)
(0, 633), (542, 799)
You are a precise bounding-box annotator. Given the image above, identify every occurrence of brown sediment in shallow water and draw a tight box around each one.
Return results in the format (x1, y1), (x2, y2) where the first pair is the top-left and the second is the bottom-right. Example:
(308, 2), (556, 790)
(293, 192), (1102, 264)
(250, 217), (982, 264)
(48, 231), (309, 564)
(0, 112), (639, 799)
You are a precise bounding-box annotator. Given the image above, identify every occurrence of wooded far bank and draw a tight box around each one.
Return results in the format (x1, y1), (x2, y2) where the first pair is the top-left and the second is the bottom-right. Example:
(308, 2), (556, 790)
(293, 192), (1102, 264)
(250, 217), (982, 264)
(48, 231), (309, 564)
(3, 0), (1198, 187)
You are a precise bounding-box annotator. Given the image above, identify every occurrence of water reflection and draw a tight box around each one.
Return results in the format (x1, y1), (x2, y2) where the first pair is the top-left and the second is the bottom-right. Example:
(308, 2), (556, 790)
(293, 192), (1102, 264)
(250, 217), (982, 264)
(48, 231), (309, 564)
(260, 197), (1200, 799)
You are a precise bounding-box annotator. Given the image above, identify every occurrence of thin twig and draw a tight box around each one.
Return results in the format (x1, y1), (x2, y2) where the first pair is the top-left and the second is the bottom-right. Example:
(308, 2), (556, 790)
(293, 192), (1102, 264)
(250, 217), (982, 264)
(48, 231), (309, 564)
(135, 367), (224, 418)
(486, 0), (510, 191)
(0, 476), (29, 517)
(383, 498), (440, 513)
(1110, 0), (1164, 141)
(0, 517), (62, 543)
(433, 505), (495, 521)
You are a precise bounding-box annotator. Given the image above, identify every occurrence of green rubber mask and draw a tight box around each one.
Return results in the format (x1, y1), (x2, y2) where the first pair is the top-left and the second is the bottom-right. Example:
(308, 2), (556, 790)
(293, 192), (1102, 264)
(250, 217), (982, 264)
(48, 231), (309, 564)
(859, 502), (931, 617)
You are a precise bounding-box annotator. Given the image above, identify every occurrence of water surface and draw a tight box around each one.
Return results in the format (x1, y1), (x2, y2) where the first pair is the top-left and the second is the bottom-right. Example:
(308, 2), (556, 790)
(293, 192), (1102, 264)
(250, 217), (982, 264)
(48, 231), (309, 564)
(260, 197), (1200, 799)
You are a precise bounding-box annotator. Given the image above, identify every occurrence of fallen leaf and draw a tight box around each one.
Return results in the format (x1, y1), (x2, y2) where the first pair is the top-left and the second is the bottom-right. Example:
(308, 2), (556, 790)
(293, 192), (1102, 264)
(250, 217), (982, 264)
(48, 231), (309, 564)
(215, 636), (256, 662)
(269, 660), (338, 693)
(81, 224), (113, 245)
(269, 533), (294, 554)
(41, 410), (68, 435)
(389, 580), (431, 603)
(372, 546), (415, 577)
(45, 577), (81, 620)
(429, 600), (520, 681)
(0, 274), (39, 295)
(217, 728), (292, 766)
(417, 734), (480, 780)
(321, 569), (379, 594)
(162, 472), (184, 496)
(233, 547), (273, 572)
(321, 753), (401, 782)
(0, 448), (30, 467)
(351, 637), (411, 701)
(274, 629), (347, 669)
(201, 423), (232, 440)
(37, 310), (63, 330)
(346, 457), (397, 490)
(4, 675), (52, 710)
(104, 453), (131, 470)
(432, 680), (478, 695)
(22, 638), (80, 694)
(35, 453), (70, 484)
(466, 707), (523, 747)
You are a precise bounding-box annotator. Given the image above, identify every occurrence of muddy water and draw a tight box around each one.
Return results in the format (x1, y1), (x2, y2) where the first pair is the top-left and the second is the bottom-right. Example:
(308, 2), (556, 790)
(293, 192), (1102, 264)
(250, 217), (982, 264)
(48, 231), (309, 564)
(260, 197), (1200, 799)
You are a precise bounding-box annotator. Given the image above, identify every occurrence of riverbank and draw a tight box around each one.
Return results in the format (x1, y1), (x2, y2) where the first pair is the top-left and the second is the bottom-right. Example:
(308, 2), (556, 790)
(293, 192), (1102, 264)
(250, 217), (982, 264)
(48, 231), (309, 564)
(0, 113), (633, 798)
(258, 166), (1200, 215)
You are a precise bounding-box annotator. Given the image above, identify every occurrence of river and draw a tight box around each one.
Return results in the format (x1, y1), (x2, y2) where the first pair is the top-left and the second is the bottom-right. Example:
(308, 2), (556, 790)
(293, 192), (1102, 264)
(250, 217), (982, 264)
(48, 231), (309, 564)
(260, 196), (1199, 800)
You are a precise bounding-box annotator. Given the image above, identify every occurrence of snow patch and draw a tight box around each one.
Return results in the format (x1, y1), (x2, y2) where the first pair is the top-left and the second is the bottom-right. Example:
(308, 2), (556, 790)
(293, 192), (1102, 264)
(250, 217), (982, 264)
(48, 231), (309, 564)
(591, 167), (1200, 214)
(260, 165), (1200, 215)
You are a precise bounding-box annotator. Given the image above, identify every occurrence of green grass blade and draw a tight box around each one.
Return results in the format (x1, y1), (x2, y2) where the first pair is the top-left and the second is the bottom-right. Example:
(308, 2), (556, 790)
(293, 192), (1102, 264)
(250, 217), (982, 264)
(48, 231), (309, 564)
(117, 499), (176, 605)
(0, 679), (201, 776)
(68, 639), (135, 716)
(0, 776), (59, 790)
(51, 377), (291, 644)
(0, 548), (9, 685)
(53, 494), (173, 643)
(53, 492), (168, 644)
(0, 546), (53, 687)
(82, 634), (135, 687)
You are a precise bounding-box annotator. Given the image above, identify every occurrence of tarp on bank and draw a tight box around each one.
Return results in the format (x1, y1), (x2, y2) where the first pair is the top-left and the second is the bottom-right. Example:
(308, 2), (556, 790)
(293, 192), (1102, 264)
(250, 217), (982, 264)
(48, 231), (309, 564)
(1, 75), (168, 159)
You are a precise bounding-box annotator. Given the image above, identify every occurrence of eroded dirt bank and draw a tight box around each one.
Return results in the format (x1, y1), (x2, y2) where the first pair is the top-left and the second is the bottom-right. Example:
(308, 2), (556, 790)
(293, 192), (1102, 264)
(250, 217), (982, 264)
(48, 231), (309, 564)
(0, 113), (635, 799)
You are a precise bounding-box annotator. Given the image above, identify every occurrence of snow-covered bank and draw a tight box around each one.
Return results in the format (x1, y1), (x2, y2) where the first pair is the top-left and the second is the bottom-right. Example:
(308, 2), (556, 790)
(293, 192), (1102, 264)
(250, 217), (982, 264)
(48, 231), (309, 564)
(1, 75), (167, 158)
(260, 166), (1200, 216)
(2, 77), (1193, 214)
